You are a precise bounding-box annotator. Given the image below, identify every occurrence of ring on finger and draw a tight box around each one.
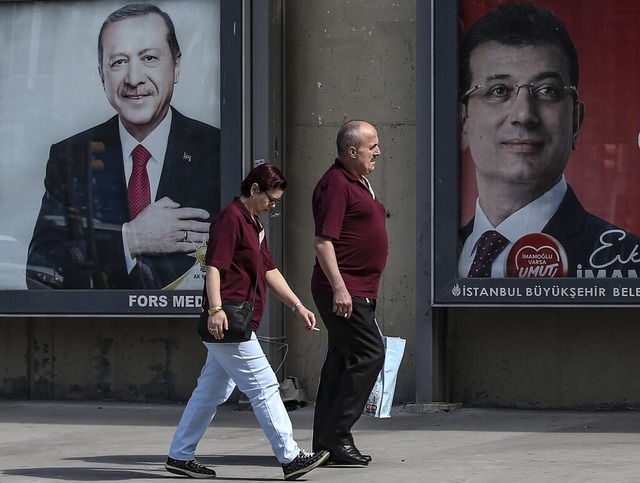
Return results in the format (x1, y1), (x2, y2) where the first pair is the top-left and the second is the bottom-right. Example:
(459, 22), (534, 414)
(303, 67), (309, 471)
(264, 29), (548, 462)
(183, 230), (188, 242)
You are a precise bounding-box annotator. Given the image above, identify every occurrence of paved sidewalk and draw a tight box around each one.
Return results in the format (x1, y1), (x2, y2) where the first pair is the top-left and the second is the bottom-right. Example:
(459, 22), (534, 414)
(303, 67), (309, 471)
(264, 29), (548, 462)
(2, 400), (640, 482)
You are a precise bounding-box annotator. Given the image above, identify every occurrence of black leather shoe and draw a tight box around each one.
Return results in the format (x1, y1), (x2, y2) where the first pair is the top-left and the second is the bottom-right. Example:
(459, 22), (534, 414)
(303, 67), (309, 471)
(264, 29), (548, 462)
(324, 444), (369, 466)
(344, 443), (372, 463)
(323, 455), (369, 467)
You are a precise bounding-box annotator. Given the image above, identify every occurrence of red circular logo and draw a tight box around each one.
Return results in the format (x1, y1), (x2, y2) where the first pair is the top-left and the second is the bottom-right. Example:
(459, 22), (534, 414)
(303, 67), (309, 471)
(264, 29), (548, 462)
(506, 233), (568, 277)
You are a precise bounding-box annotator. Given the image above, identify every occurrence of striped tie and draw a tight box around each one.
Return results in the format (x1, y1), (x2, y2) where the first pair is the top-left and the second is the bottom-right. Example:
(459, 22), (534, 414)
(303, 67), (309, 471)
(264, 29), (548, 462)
(128, 144), (152, 218)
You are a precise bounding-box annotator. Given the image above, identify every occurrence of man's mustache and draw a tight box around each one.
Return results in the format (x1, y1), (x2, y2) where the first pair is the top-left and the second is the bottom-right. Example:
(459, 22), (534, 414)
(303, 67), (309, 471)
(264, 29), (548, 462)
(120, 88), (155, 97)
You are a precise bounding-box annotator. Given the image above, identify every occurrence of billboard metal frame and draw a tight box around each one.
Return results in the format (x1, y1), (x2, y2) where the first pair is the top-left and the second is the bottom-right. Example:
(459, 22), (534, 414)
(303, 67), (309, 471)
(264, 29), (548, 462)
(432, 0), (640, 307)
(0, 0), (257, 316)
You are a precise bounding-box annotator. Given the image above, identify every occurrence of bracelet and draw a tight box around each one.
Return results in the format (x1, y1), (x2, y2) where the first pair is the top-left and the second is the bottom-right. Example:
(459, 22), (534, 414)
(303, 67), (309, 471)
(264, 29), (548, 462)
(208, 305), (223, 316)
(291, 301), (303, 313)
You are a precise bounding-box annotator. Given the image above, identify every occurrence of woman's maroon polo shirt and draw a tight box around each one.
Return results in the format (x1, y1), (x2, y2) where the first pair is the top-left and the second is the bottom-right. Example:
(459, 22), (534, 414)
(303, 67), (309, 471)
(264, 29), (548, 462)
(311, 160), (388, 299)
(205, 197), (277, 330)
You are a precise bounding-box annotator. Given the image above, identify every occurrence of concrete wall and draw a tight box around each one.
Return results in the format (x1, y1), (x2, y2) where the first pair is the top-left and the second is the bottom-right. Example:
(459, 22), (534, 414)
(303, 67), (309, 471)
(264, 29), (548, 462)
(447, 307), (640, 409)
(0, 317), (204, 400)
(282, 0), (417, 405)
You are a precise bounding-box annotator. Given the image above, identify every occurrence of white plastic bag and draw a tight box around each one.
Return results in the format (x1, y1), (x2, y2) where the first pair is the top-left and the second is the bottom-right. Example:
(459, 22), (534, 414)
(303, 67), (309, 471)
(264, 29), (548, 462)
(363, 328), (406, 418)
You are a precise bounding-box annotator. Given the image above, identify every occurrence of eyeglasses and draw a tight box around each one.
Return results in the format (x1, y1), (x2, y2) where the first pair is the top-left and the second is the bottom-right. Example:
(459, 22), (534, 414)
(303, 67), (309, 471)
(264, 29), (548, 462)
(265, 192), (282, 206)
(461, 82), (578, 105)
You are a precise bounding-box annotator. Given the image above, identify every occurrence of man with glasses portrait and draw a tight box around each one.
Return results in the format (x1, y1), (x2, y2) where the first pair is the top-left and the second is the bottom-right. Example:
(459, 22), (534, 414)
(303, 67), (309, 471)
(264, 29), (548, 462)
(458, 3), (640, 279)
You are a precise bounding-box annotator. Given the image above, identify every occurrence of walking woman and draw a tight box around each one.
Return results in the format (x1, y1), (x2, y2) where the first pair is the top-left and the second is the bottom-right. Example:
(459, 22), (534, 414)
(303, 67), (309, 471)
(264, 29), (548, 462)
(166, 163), (329, 480)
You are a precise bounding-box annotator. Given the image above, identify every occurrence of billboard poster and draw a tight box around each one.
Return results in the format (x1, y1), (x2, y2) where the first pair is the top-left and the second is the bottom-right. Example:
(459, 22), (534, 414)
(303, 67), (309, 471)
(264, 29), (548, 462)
(434, 0), (640, 305)
(0, 0), (228, 314)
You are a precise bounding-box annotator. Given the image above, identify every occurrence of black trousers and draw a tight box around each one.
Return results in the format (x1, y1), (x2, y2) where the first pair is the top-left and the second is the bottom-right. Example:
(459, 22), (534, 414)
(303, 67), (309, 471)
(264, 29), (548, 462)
(312, 295), (385, 449)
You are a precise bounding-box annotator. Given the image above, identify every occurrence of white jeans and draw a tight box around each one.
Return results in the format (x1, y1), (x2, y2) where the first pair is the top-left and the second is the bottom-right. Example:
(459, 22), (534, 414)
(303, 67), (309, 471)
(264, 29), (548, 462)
(168, 333), (300, 464)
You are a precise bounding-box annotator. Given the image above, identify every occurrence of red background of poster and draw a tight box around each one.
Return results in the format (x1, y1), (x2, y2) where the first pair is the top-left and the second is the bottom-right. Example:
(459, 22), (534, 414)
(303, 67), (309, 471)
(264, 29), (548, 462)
(459, 0), (640, 236)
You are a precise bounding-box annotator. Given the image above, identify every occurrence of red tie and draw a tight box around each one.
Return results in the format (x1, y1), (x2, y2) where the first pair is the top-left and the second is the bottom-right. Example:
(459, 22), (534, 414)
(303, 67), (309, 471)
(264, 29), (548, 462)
(129, 144), (152, 219)
(467, 230), (509, 278)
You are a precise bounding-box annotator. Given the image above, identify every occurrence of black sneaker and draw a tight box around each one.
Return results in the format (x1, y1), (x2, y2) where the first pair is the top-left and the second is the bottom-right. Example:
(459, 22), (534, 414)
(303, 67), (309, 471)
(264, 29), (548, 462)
(282, 449), (330, 480)
(165, 456), (217, 479)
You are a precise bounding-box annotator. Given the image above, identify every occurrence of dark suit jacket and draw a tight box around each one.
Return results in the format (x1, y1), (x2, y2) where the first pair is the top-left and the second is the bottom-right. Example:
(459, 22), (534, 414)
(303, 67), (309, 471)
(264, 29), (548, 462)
(27, 107), (220, 289)
(460, 185), (640, 277)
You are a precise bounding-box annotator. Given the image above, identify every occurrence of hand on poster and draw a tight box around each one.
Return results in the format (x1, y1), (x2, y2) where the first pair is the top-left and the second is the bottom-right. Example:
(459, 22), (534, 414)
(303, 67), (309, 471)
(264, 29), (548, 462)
(124, 197), (210, 257)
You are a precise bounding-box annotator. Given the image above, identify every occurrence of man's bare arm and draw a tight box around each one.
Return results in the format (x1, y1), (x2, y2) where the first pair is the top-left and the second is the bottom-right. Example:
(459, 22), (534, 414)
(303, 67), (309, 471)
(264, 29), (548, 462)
(314, 235), (352, 317)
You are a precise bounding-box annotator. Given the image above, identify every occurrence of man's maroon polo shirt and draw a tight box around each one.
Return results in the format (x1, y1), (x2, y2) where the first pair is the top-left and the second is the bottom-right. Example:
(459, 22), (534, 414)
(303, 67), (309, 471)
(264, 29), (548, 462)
(311, 160), (388, 299)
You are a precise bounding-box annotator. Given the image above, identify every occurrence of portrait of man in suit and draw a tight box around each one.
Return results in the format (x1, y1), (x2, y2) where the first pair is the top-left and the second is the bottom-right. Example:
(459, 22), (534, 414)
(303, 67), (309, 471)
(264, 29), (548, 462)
(27, 3), (220, 289)
(458, 3), (640, 279)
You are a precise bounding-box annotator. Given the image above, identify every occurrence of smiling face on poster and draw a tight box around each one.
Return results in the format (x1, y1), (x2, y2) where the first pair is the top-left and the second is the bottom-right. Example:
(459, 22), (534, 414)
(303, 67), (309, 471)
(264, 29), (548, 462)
(0, 1), (220, 301)
(99, 11), (182, 141)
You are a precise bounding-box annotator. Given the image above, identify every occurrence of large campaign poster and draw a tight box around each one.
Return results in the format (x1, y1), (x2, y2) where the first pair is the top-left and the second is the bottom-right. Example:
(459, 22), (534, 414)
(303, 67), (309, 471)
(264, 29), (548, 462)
(435, 0), (640, 304)
(0, 0), (225, 314)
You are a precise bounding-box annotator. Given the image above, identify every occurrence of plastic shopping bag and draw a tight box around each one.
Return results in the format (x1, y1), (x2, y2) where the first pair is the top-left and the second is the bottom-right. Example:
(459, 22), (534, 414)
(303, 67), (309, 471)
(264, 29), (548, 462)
(363, 330), (406, 418)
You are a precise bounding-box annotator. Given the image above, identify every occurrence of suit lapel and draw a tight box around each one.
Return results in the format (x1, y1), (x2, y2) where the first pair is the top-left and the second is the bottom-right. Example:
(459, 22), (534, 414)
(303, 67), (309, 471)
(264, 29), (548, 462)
(542, 186), (587, 245)
(89, 116), (129, 224)
(157, 108), (203, 202)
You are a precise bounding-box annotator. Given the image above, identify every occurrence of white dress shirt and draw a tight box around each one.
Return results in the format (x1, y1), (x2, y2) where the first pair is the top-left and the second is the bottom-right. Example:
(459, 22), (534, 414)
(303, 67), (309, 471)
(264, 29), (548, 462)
(120, 110), (172, 272)
(458, 176), (567, 277)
